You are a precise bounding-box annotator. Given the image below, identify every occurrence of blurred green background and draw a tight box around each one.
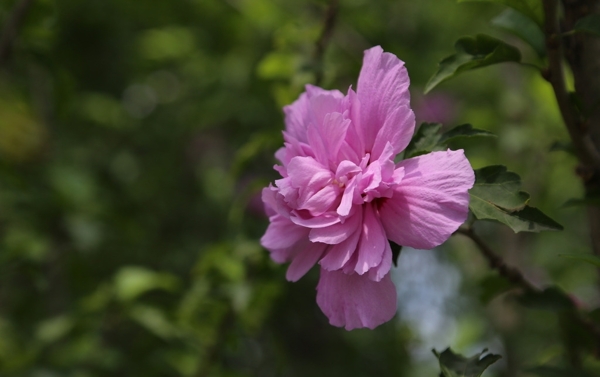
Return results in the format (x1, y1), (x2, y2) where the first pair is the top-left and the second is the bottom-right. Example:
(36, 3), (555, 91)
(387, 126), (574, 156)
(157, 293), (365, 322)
(0, 0), (598, 376)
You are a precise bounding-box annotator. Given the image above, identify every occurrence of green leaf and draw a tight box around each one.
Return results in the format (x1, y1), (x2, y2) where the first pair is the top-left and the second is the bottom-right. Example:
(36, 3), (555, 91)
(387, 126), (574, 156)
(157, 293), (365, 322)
(573, 14), (600, 37)
(440, 123), (496, 143)
(558, 253), (600, 267)
(517, 287), (575, 311)
(425, 34), (521, 93)
(405, 123), (494, 158)
(470, 165), (530, 211)
(470, 202), (564, 232)
(458, 0), (544, 26)
(404, 123), (443, 158)
(469, 166), (563, 232)
(433, 348), (501, 377)
(114, 266), (181, 301)
(492, 8), (545, 57)
(526, 366), (596, 377)
(478, 274), (514, 304)
(563, 190), (600, 207)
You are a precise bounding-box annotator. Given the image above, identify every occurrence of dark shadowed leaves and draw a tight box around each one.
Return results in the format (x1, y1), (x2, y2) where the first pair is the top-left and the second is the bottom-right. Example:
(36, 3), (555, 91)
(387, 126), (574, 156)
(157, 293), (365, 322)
(458, 0), (544, 26)
(433, 348), (501, 377)
(478, 274), (514, 304)
(573, 14), (600, 37)
(492, 8), (545, 57)
(517, 287), (575, 311)
(526, 366), (596, 377)
(469, 166), (563, 232)
(440, 123), (496, 143)
(558, 253), (600, 267)
(404, 123), (495, 158)
(425, 34), (521, 93)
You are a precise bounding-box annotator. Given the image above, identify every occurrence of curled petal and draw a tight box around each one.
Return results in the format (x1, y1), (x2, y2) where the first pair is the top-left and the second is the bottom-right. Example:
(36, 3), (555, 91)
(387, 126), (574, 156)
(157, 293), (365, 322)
(354, 204), (387, 275)
(286, 240), (327, 282)
(379, 149), (474, 249)
(316, 268), (397, 330)
(261, 214), (309, 251)
(357, 46), (412, 154)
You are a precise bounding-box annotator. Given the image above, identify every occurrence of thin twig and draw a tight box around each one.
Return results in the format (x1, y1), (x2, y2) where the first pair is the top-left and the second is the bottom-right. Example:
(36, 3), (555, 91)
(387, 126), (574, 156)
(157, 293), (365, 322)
(455, 228), (537, 291)
(0, 0), (35, 66)
(313, 0), (339, 86)
(542, 0), (600, 168)
(455, 226), (600, 355)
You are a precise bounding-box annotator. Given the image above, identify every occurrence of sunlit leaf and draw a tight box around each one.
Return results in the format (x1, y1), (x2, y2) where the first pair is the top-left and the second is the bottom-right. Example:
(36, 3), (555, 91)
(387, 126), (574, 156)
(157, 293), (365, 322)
(492, 8), (545, 57)
(573, 14), (600, 37)
(558, 253), (600, 267)
(425, 34), (521, 93)
(433, 348), (501, 377)
(114, 266), (180, 301)
(458, 0), (544, 26)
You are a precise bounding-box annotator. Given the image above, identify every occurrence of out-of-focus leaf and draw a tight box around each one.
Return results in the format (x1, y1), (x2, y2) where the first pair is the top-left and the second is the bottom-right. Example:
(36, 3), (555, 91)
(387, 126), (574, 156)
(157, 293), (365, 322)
(470, 165), (530, 211)
(36, 315), (74, 343)
(492, 8), (545, 57)
(390, 242), (403, 267)
(469, 166), (563, 232)
(526, 366), (596, 377)
(517, 287), (575, 311)
(573, 14), (600, 37)
(129, 305), (178, 340)
(458, 0), (544, 26)
(114, 267), (180, 302)
(440, 123), (496, 142)
(563, 190), (600, 207)
(257, 52), (297, 80)
(478, 274), (514, 304)
(138, 27), (195, 61)
(549, 141), (575, 154)
(425, 34), (521, 93)
(558, 253), (600, 267)
(433, 348), (501, 377)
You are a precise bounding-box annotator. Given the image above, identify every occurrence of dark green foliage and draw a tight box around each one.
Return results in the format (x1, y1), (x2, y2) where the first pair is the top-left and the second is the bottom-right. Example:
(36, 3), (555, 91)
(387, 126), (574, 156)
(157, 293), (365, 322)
(469, 166), (563, 232)
(573, 14), (600, 37)
(492, 8), (545, 57)
(433, 348), (501, 377)
(458, 0), (544, 26)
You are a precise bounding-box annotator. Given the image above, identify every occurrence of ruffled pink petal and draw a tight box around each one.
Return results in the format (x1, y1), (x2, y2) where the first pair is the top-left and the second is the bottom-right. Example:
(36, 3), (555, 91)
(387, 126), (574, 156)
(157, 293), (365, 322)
(357, 46), (412, 155)
(309, 208), (361, 245)
(286, 240), (327, 282)
(307, 112), (351, 169)
(371, 105), (415, 160)
(283, 92), (311, 143)
(290, 212), (341, 228)
(299, 185), (339, 216)
(367, 241), (392, 282)
(354, 203), (387, 275)
(379, 149), (474, 250)
(319, 209), (362, 270)
(261, 214), (310, 250)
(316, 268), (397, 330)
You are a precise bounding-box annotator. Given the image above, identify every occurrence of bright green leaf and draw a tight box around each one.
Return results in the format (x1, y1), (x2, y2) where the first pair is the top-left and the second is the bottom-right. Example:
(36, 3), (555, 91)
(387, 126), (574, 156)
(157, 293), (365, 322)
(492, 8), (546, 57)
(573, 14), (600, 37)
(558, 253), (600, 267)
(114, 266), (180, 301)
(458, 0), (544, 26)
(517, 287), (574, 311)
(470, 165), (530, 211)
(425, 34), (521, 93)
(433, 348), (501, 377)
(441, 123), (496, 143)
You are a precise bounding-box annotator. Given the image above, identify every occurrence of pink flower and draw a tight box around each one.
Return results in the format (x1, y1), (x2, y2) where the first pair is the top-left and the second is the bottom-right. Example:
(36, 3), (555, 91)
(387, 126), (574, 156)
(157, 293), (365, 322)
(261, 46), (474, 330)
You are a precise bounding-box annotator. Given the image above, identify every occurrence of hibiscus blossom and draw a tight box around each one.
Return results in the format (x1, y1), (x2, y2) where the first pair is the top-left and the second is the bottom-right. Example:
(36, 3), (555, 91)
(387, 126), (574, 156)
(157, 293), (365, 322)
(261, 46), (474, 330)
